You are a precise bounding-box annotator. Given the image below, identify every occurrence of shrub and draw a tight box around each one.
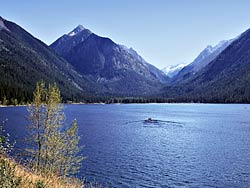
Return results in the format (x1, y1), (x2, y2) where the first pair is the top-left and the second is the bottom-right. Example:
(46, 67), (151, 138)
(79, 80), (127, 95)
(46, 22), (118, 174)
(35, 180), (45, 188)
(0, 158), (22, 187)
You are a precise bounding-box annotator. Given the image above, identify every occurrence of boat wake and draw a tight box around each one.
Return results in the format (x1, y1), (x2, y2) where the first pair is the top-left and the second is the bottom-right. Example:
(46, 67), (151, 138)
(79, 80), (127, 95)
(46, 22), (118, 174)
(125, 118), (184, 127)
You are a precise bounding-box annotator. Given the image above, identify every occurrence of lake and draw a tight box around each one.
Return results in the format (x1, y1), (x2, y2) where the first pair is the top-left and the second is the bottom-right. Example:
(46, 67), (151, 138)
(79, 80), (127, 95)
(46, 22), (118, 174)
(1, 104), (250, 188)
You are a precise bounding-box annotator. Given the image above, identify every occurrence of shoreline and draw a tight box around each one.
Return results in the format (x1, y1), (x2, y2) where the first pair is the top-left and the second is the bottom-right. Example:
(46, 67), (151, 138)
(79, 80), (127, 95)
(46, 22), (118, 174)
(1, 102), (250, 108)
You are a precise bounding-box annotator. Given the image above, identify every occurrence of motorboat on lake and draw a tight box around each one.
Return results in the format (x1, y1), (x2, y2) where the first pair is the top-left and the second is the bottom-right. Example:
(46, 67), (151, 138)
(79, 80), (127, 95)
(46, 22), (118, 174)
(144, 118), (158, 123)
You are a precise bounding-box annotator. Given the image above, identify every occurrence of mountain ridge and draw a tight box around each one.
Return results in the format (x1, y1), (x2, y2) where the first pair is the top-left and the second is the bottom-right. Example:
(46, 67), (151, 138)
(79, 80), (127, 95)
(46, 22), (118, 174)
(162, 28), (250, 103)
(0, 16), (100, 103)
(50, 25), (168, 96)
(173, 38), (234, 83)
(1, 16), (250, 103)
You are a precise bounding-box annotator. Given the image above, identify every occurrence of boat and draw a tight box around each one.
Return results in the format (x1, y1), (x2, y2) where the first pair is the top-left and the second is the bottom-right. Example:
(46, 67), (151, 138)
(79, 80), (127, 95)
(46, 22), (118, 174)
(144, 118), (158, 123)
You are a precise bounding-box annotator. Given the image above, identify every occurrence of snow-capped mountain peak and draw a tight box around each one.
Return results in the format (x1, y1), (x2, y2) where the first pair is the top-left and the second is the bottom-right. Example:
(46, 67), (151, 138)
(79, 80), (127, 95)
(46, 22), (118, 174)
(172, 38), (236, 82)
(204, 39), (234, 54)
(67, 25), (86, 36)
(162, 63), (187, 78)
(189, 38), (235, 72)
(205, 45), (213, 53)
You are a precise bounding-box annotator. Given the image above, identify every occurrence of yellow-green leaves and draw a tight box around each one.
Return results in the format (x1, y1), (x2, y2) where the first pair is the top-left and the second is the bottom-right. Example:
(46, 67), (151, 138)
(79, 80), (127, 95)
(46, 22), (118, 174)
(27, 81), (83, 177)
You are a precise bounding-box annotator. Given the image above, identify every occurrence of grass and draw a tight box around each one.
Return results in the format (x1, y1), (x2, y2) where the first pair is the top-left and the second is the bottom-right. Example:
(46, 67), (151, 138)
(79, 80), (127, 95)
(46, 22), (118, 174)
(0, 156), (83, 188)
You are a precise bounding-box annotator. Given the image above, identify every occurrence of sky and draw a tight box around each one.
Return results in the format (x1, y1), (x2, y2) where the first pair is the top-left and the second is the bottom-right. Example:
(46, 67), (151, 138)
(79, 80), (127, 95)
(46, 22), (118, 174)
(1, 0), (250, 69)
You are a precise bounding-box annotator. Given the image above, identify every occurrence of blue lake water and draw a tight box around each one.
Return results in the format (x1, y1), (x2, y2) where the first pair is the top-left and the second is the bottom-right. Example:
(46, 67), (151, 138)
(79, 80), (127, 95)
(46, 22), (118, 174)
(1, 104), (250, 188)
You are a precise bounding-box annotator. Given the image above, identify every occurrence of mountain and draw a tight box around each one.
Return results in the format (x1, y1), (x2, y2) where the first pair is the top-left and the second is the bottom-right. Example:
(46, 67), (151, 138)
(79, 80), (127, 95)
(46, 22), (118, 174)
(122, 46), (168, 83)
(50, 25), (92, 57)
(0, 16), (97, 104)
(162, 63), (187, 78)
(50, 26), (168, 96)
(173, 39), (234, 82)
(163, 28), (250, 103)
(3, 15), (249, 103)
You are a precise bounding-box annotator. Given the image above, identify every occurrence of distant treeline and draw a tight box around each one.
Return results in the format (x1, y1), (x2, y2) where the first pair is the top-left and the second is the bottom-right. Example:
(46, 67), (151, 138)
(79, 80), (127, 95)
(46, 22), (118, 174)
(1, 84), (250, 105)
(2, 94), (250, 105)
(73, 97), (177, 104)
(0, 94), (176, 105)
(79, 96), (250, 104)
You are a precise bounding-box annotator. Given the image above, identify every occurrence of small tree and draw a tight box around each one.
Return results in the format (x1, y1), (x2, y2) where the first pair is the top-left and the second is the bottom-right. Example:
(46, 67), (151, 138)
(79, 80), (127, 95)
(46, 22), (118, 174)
(27, 81), (46, 169)
(26, 81), (83, 176)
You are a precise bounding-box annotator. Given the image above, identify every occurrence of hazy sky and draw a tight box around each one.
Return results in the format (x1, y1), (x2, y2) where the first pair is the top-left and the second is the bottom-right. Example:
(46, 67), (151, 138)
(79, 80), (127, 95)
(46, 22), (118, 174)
(1, 0), (250, 68)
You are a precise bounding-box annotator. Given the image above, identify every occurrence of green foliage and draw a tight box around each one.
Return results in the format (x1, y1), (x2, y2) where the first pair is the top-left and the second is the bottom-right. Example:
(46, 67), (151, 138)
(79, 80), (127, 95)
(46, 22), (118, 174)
(0, 120), (21, 188)
(35, 180), (45, 188)
(26, 81), (83, 177)
(59, 119), (83, 176)
(0, 158), (22, 188)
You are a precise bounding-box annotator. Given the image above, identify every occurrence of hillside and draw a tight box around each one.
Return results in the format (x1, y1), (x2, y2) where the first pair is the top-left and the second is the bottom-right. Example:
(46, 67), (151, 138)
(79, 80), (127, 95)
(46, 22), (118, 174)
(172, 39), (234, 83)
(162, 28), (250, 103)
(0, 16), (102, 104)
(51, 26), (168, 96)
(2, 15), (250, 103)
